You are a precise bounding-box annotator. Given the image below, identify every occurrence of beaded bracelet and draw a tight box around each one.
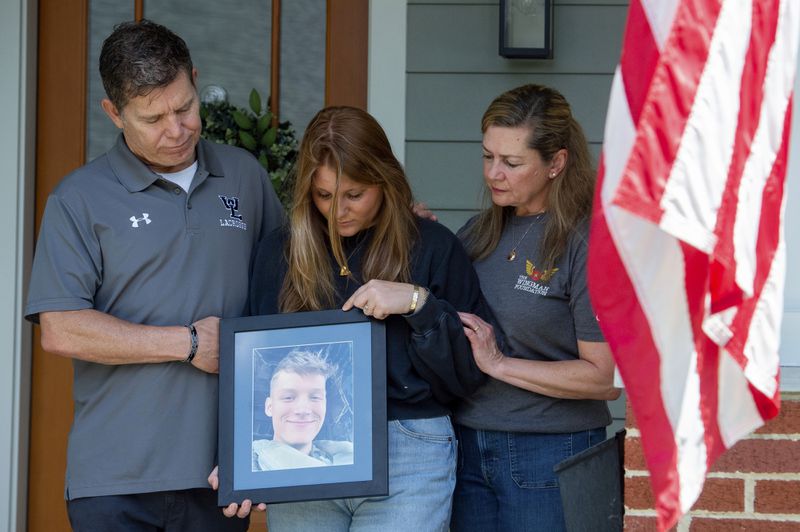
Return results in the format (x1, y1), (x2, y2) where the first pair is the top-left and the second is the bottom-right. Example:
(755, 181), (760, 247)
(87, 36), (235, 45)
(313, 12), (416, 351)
(185, 324), (198, 363)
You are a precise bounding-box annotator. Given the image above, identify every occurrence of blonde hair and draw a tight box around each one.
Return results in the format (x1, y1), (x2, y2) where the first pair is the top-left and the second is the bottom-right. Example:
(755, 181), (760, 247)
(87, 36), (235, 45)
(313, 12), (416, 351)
(461, 84), (595, 270)
(279, 106), (418, 312)
(270, 349), (334, 389)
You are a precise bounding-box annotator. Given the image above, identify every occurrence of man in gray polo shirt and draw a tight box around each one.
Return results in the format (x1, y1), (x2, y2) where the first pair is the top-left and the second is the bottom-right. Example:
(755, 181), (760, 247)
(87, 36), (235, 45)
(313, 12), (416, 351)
(25, 20), (283, 531)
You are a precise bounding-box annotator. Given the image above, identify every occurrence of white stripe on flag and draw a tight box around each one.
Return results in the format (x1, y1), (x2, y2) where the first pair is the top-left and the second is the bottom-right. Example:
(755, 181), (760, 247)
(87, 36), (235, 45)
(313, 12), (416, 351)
(600, 69), (636, 204)
(733, 0), (799, 297)
(718, 347), (764, 447)
(641, 0), (680, 49)
(659, 0), (752, 253)
(611, 210), (695, 430)
(741, 229), (785, 399)
(675, 348), (706, 514)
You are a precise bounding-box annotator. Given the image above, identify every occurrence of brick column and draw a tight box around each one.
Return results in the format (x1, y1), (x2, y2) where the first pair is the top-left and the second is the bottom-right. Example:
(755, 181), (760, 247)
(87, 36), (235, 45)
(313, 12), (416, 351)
(623, 394), (800, 531)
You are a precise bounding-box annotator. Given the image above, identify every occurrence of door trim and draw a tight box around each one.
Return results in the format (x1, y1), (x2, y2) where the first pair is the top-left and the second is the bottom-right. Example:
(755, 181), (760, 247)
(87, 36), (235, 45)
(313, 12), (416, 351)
(28, 1), (87, 530)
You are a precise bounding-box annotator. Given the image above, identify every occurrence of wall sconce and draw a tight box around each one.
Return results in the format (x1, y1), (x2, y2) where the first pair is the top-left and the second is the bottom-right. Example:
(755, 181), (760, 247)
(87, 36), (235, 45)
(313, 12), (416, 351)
(499, 0), (553, 59)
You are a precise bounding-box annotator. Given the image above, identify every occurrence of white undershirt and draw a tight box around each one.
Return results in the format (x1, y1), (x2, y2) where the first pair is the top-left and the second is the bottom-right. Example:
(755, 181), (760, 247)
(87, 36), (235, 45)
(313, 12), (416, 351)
(157, 161), (198, 193)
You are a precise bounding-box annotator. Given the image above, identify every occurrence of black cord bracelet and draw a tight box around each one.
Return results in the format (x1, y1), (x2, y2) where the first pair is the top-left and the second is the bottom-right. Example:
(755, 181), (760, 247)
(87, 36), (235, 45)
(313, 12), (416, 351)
(185, 324), (198, 363)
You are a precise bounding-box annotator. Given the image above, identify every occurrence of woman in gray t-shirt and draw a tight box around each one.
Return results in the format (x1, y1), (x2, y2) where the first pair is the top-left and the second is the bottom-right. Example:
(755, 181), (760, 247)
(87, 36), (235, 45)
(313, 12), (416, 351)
(451, 84), (621, 532)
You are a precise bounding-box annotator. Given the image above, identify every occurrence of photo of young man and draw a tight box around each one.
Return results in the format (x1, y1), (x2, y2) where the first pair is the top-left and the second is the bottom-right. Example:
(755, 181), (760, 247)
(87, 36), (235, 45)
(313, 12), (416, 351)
(252, 348), (354, 471)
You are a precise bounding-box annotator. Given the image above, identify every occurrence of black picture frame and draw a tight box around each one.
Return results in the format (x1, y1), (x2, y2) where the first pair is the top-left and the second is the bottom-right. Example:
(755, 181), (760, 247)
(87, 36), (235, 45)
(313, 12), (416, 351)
(218, 309), (387, 505)
(499, 0), (553, 59)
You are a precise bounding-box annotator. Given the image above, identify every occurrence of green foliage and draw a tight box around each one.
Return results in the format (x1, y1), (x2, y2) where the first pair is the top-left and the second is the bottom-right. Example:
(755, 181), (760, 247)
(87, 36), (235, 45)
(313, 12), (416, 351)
(200, 88), (298, 208)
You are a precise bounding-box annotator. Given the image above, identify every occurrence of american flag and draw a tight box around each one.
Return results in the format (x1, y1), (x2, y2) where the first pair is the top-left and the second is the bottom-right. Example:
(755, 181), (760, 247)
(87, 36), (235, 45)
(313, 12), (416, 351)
(588, 1), (799, 529)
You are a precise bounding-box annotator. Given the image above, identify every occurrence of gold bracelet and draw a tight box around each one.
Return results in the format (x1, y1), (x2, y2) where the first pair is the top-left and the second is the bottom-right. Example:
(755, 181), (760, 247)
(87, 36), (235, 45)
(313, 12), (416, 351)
(409, 285), (420, 313)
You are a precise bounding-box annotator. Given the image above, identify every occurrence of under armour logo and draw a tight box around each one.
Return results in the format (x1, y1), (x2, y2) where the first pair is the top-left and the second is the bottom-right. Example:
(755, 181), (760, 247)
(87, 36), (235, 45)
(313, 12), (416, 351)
(130, 213), (151, 228)
(218, 195), (243, 220)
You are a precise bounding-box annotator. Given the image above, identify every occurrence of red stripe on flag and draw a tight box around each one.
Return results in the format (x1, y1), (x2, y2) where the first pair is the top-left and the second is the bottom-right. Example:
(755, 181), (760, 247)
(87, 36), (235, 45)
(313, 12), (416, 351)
(620, 0), (660, 123)
(698, 339), (728, 472)
(588, 162), (682, 530)
(749, 381), (782, 423)
(681, 242), (727, 469)
(710, 0), (781, 314)
(613, 0), (722, 224)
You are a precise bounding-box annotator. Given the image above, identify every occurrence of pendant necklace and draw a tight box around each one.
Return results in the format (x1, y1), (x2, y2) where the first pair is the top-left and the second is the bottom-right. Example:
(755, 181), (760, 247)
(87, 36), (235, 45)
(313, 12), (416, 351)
(338, 237), (366, 276)
(507, 211), (546, 262)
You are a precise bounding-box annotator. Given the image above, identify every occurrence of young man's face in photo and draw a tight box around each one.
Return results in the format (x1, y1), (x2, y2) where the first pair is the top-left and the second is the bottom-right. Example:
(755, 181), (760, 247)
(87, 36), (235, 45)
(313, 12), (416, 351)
(266, 370), (327, 454)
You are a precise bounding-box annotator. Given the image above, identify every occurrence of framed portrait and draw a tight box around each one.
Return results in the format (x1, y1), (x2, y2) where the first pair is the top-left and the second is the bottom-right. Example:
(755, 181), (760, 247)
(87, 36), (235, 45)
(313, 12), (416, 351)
(218, 309), (387, 505)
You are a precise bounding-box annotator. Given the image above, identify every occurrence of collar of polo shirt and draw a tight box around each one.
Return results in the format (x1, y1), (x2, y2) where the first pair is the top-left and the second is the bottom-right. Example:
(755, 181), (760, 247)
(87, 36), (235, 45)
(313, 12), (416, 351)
(108, 134), (227, 193)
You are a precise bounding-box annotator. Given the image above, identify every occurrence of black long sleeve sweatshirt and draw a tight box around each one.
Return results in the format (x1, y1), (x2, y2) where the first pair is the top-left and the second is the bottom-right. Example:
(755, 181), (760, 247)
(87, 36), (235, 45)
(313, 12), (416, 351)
(249, 218), (493, 420)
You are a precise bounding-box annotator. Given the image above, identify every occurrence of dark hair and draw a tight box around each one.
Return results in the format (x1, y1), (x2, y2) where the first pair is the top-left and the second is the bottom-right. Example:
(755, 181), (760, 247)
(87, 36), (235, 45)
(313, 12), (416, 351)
(462, 84), (595, 269)
(278, 106), (417, 312)
(99, 19), (194, 111)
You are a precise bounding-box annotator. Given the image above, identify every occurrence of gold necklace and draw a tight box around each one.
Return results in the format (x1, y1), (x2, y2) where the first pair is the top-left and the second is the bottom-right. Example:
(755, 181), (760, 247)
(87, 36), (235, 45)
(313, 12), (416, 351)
(338, 237), (366, 276)
(507, 211), (545, 261)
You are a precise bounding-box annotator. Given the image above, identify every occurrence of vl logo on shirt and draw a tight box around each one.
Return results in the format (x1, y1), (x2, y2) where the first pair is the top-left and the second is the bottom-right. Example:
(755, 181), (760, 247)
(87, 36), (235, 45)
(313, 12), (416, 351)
(130, 213), (151, 228)
(218, 195), (247, 230)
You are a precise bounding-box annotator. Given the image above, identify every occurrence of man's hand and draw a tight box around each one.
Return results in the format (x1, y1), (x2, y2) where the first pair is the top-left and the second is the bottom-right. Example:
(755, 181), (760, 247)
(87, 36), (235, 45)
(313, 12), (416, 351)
(190, 316), (220, 373)
(208, 466), (266, 518)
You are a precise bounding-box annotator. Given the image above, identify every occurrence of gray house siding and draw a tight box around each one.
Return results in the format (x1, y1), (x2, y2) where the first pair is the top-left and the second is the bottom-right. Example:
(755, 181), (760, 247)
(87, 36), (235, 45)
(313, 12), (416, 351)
(404, 0), (629, 434)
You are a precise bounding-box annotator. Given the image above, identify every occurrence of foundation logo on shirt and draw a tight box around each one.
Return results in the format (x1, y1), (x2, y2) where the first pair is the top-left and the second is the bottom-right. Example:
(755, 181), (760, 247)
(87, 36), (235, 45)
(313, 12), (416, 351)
(513, 259), (558, 296)
(218, 195), (247, 230)
(526, 260), (558, 282)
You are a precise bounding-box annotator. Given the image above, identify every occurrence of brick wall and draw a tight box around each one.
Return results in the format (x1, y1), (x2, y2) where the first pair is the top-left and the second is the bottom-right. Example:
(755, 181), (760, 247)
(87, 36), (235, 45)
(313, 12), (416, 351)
(624, 394), (800, 531)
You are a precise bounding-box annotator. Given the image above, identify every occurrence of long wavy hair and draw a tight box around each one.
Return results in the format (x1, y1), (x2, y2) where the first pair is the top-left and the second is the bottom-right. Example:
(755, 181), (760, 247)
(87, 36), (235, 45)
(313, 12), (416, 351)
(461, 84), (595, 270)
(279, 106), (418, 312)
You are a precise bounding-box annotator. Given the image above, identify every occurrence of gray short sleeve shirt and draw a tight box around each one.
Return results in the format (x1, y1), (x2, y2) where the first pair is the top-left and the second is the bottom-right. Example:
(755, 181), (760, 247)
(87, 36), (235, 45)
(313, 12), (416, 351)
(26, 135), (284, 499)
(455, 214), (611, 433)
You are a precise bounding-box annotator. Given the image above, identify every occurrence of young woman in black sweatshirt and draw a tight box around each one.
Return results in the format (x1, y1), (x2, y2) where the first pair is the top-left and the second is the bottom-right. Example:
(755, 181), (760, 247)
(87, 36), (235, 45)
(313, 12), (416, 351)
(246, 106), (494, 532)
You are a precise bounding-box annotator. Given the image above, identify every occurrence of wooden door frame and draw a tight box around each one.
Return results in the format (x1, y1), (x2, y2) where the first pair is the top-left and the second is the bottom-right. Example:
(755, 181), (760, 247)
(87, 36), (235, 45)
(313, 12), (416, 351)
(29, 2), (368, 531)
(326, 0), (368, 109)
(28, 1), (86, 531)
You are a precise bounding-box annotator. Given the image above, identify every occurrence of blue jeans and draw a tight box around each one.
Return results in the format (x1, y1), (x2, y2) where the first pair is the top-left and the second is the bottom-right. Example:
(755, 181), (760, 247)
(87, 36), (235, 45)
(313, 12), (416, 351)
(66, 488), (249, 532)
(267, 416), (456, 532)
(451, 425), (606, 532)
